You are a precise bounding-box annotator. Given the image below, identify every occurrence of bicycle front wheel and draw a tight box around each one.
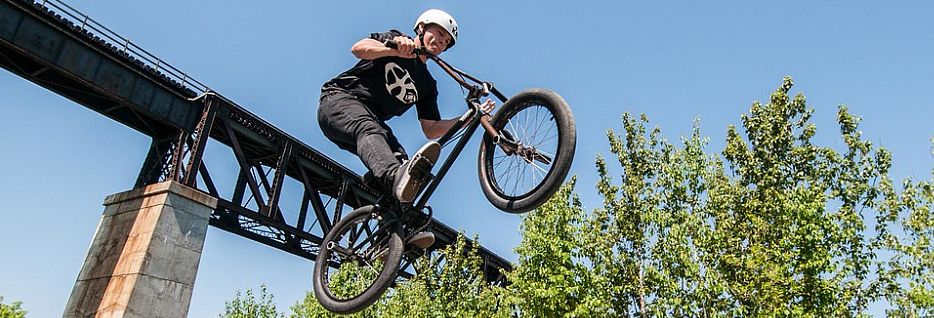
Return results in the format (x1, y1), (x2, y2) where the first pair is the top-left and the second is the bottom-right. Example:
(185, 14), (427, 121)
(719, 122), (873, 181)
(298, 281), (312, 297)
(312, 205), (403, 314)
(478, 88), (576, 213)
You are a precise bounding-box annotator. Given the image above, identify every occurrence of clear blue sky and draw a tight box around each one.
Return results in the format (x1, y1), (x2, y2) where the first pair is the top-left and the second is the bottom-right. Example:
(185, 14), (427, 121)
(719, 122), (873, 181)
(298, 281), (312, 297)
(2, 1), (933, 317)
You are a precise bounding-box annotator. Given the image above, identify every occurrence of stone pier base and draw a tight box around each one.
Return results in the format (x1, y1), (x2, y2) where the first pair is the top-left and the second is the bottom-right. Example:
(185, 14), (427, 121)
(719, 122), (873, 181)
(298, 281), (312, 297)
(63, 181), (218, 318)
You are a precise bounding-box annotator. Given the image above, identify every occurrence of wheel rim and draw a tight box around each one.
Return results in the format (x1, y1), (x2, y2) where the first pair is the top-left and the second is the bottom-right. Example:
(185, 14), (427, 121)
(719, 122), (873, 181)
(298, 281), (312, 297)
(486, 100), (562, 200)
(319, 212), (393, 302)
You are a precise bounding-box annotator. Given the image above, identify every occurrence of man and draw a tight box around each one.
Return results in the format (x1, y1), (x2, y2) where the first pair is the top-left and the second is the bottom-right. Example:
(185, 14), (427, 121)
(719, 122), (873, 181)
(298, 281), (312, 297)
(317, 10), (494, 248)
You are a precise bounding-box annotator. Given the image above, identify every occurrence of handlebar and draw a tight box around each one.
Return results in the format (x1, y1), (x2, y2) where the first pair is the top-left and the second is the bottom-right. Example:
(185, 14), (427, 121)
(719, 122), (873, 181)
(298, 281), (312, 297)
(383, 39), (508, 103)
(382, 39), (432, 57)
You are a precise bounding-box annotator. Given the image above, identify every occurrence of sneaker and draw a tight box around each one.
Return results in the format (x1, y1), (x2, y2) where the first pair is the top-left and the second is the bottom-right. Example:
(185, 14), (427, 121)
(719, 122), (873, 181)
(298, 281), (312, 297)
(406, 231), (435, 250)
(373, 231), (436, 263)
(362, 171), (383, 190)
(393, 141), (441, 203)
(373, 231), (435, 262)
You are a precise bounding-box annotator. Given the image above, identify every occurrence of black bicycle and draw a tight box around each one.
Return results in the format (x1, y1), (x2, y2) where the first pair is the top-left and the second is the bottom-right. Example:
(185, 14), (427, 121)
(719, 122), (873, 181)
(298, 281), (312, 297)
(312, 42), (576, 314)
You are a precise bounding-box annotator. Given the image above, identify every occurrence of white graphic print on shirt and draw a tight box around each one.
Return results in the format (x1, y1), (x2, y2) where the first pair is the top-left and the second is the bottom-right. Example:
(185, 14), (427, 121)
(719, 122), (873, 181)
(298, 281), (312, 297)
(384, 62), (418, 104)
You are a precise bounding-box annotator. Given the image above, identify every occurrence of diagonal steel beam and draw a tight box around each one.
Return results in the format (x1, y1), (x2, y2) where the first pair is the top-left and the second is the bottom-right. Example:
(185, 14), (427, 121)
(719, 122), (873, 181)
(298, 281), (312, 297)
(298, 164), (332, 234)
(183, 94), (218, 186)
(220, 116), (267, 212)
(266, 141), (291, 221)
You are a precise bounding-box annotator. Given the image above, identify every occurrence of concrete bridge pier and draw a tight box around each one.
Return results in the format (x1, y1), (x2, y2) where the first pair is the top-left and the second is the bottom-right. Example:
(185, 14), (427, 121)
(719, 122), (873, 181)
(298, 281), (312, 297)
(63, 181), (217, 318)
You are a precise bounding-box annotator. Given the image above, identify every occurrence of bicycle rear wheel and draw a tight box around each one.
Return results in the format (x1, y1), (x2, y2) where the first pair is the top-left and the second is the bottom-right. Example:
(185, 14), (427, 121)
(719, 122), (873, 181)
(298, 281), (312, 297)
(478, 88), (576, 213)
(312, 205), (403, 314)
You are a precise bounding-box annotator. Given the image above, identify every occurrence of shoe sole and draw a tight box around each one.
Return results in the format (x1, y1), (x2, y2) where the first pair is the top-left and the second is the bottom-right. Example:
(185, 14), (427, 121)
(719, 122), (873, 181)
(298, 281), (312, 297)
(397, 143), (440, 203)
(409, 238), (434, 250)
(406, 232), (435, 250)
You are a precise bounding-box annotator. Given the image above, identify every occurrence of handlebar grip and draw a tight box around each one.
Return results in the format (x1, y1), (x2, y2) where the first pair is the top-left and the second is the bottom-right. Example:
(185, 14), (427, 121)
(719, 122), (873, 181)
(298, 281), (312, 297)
(383, 39), (428, 57)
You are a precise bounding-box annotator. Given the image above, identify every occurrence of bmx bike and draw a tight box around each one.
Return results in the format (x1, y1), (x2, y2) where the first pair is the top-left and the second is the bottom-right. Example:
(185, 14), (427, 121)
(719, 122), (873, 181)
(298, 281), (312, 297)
(312, 42), (577, 314)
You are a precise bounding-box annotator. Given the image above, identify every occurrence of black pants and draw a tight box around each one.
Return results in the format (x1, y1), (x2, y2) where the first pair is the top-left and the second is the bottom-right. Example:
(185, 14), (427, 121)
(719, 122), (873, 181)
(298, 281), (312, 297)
(317, 90), (408, 190)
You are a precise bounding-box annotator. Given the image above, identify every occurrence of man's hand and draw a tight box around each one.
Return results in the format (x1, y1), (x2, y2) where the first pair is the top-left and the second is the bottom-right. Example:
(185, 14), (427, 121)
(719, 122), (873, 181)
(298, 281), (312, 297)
(480, 99), (496, 114)
(421, 99), (496, 139)
(390, 36), (417, 59)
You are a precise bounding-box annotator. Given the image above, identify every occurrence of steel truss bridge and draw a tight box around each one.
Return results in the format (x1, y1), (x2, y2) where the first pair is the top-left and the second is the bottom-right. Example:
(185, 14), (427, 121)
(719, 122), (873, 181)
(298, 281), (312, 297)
(0, 0), (510, 283)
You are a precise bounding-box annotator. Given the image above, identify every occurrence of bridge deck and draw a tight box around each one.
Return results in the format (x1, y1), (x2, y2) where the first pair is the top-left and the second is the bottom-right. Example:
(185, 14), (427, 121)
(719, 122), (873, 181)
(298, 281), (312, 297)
(0, 0), (510, 283)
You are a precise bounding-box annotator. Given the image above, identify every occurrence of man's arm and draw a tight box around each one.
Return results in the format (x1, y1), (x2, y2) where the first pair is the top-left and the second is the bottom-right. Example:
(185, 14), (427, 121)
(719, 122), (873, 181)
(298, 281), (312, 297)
(419, 118), (460, 140)
(419, 100), (496, 140)
(351, 37), (416, 60)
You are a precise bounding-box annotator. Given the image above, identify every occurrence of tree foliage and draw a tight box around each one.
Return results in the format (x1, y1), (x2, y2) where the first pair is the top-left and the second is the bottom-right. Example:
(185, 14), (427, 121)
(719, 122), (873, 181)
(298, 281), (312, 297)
(507, 77), (933, 317)
(0, 296), (27, 318)
(507, 178), (590, 316)
(220, 285), (284, 318)
(875, 145), (934, 317)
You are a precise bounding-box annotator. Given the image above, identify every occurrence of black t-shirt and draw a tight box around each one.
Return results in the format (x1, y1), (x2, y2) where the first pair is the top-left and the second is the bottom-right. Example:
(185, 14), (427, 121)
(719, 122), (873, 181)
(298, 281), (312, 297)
(322, 30), (441, 122)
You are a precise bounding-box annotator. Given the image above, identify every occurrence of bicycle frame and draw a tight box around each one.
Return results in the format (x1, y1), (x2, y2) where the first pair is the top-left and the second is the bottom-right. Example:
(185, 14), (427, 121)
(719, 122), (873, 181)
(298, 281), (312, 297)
(412, 100), (482, 210)
(407, 49), (511, 212)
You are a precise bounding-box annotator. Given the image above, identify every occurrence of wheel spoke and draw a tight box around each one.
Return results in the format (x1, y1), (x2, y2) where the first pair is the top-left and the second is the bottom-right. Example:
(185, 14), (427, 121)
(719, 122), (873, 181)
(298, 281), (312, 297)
(507, 121), (521, 144)
(493, 153), (508, 168)
(531, 106), (547, 145)
(514, 155), (528, 194)
(538, 130), (558, 146)
(528, 160), (549, 175)
(362, 255), (383, 275)
(350, 224), (388, 252)
(523, 106), (531, 144)
(497, 155), (517, 188)
(493, 158), (508, 170)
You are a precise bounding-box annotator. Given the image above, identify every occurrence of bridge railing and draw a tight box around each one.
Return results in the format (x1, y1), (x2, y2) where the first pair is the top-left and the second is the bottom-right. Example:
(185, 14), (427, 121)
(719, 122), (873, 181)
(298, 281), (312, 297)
(29, 0), (210, 95)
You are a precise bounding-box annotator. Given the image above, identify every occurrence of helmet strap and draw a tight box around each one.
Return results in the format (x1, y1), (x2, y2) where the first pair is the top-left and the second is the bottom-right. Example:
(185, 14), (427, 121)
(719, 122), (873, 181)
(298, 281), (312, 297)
(416, 32), (425, 60)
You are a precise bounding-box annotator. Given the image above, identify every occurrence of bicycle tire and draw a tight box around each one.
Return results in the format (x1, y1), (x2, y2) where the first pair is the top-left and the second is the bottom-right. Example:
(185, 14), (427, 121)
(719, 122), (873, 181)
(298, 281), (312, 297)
(312, 205), (403, 314)
(478, 88), (576, 213)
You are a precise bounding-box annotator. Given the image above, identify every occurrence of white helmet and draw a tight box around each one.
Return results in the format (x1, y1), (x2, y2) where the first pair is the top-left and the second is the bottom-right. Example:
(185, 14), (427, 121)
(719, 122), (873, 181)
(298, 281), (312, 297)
(413, 9), (458, 50)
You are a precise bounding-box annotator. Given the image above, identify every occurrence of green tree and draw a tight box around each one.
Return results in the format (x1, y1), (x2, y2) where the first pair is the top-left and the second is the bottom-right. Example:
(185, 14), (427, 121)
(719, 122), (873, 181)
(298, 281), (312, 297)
(507, 77), (902, 317)
(590, 114), (716, 317)
(708, 77), (883, 317)
(220, 285), (284, 318)
(0, 296), (27, 318)
(397, 234), (510, 317)
(289, 234), (508, 317)
(507, 178), (591, 317)
(874, 144), (934, 317)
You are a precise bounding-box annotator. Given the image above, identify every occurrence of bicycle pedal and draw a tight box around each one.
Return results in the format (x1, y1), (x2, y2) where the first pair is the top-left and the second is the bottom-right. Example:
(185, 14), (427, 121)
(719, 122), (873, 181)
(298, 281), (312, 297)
(407, 157), (434, 182)
(413, 164), (432, 175)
